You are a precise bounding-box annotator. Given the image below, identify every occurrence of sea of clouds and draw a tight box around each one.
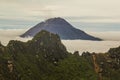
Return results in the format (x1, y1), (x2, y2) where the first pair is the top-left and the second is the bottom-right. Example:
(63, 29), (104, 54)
(0, 29), (120, 54)
(0, 29), (32, 45)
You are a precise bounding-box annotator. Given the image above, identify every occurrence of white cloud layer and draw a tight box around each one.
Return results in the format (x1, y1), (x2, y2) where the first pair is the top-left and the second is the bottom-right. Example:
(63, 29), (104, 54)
(62, 40), (120, 54)
(0, 29), (31, 45)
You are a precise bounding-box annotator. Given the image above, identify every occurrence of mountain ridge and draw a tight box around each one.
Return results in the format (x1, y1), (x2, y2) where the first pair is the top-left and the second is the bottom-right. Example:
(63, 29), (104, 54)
(0, 30), (120, 80)
(20, 17), (102, 41)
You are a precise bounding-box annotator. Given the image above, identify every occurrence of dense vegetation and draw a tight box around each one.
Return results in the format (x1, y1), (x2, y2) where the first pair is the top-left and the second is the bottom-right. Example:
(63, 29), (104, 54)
(0, 30), (120, 80)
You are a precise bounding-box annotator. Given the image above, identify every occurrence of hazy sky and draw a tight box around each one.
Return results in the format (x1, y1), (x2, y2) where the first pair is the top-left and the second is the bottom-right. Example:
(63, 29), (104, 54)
(0, 0), (120, 30)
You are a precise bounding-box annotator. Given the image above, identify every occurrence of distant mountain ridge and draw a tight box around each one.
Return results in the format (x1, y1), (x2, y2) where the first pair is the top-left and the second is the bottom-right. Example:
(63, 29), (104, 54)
(20, 17), (102, 41)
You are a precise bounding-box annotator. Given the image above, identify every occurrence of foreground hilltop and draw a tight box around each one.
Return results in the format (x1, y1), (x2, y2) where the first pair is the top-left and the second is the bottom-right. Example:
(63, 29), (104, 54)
(0, 30), (120, 80)
(21, 17), (101, 41)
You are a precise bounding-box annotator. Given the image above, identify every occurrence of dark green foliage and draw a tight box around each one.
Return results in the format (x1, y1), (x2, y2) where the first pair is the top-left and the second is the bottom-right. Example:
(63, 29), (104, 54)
(55, 54), (98, 80)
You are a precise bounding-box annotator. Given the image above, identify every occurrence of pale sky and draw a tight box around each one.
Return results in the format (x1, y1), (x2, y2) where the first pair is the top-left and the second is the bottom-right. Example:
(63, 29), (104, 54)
(0, 0), (120, 30)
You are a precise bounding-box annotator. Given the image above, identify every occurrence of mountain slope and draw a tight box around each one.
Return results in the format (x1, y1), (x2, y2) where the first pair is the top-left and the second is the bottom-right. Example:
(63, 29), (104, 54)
(0, 30), (97, 80)
(20, 17), (101, 41)
(0, 30), (120, 80)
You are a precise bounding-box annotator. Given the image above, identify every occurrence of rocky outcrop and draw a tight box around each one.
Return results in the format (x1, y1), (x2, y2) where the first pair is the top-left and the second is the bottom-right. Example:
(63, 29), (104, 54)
(0, 30), (119, 80)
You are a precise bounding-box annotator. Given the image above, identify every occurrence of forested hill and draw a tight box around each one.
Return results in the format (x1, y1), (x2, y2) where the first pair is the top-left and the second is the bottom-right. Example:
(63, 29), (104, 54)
(0, 30), (120, 80)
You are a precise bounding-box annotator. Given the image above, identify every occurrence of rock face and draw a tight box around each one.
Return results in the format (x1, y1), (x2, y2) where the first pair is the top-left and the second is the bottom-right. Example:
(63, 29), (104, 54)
(21, 17), (101, 41)
(0, 30), (68, 80)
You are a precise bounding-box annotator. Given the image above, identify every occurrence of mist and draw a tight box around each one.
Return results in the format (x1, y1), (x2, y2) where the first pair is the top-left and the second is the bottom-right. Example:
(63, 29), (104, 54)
(0, 29), (120, 54)
(62, 40), (120, 54)
(0, 29), (32, 45)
